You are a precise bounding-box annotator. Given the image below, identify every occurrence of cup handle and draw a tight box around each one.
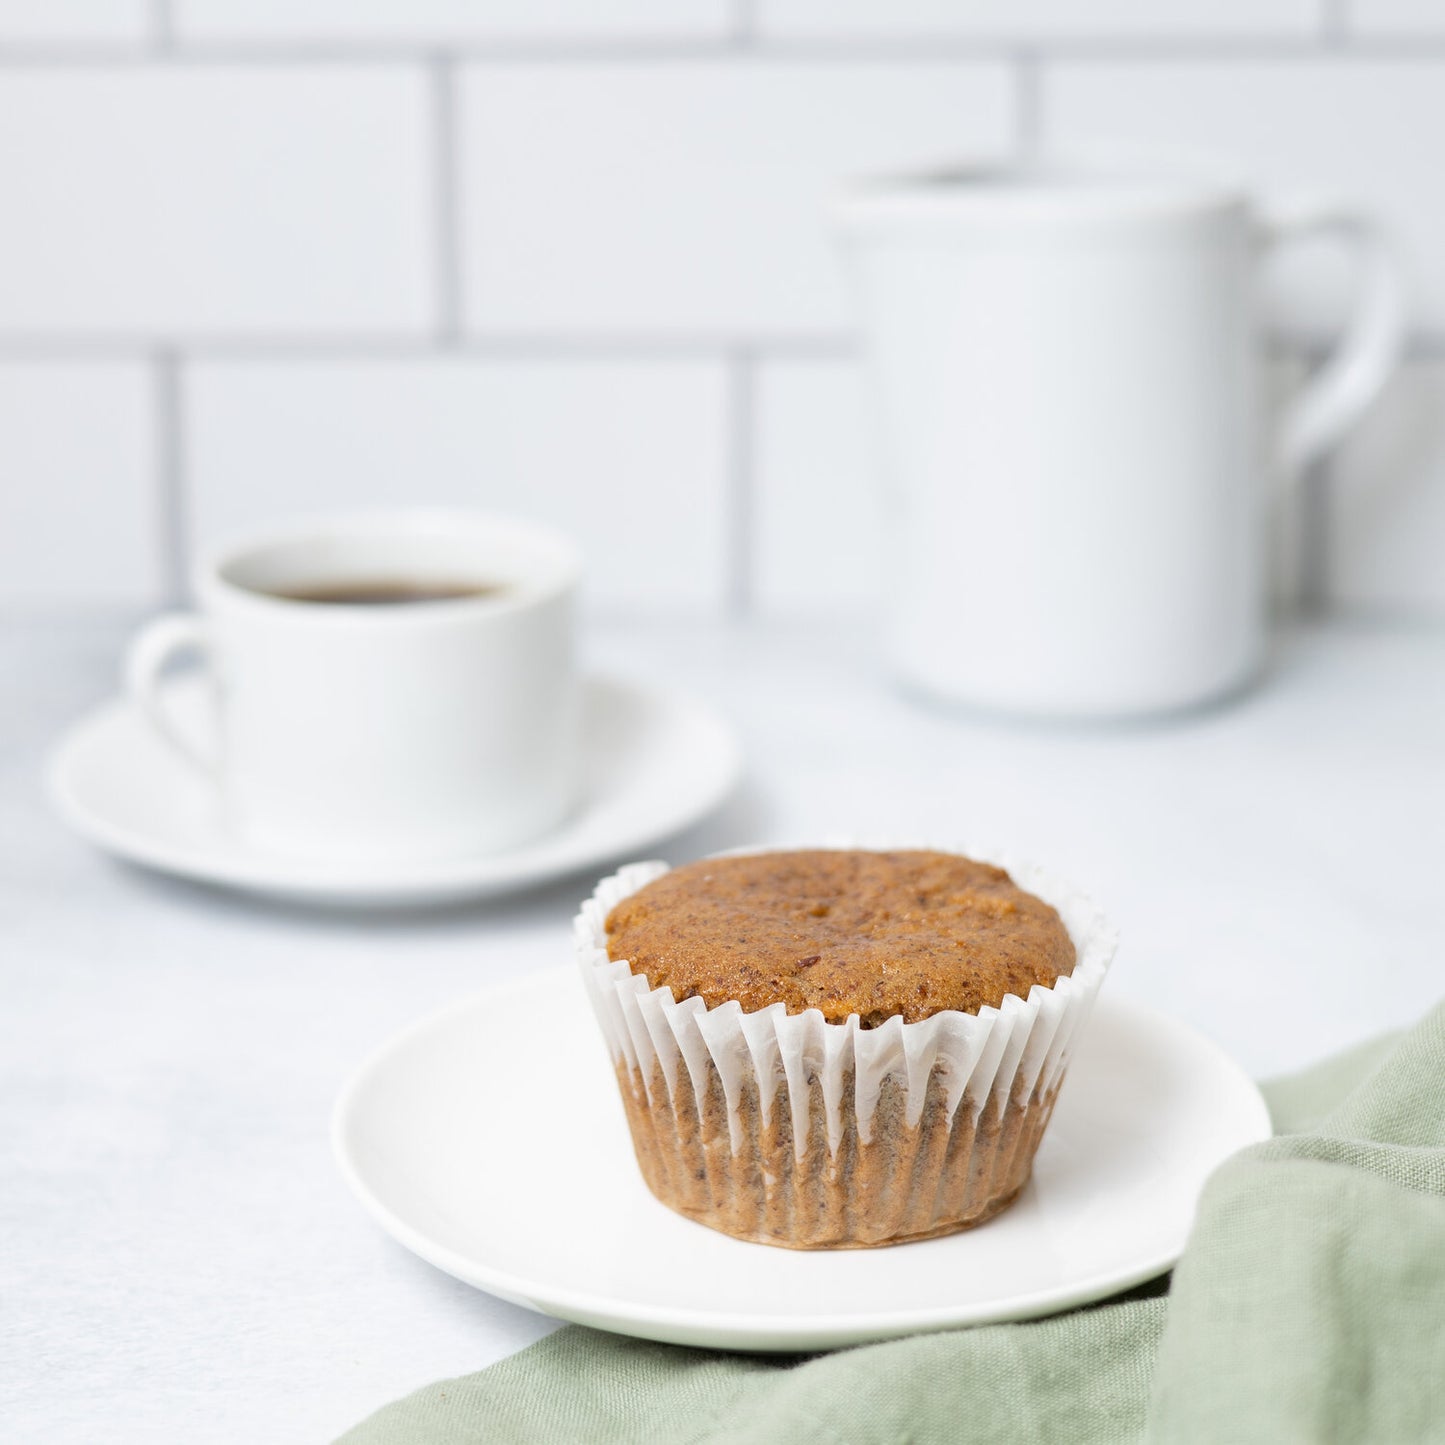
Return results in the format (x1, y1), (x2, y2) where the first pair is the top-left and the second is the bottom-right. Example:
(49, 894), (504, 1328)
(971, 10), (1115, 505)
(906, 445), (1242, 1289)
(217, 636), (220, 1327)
(124, 613), (222, 780)
(1259, 200), (1406, 477)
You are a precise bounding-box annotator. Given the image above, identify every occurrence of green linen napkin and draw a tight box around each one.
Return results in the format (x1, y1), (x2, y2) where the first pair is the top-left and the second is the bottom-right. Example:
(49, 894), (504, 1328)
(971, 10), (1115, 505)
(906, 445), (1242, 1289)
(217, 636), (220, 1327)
(339, 1007), (1445, 1445)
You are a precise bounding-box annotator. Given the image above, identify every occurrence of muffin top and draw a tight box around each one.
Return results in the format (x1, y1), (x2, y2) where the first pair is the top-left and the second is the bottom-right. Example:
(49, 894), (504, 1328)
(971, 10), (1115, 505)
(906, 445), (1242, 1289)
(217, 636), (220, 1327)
(604, 849), (1075, 1027)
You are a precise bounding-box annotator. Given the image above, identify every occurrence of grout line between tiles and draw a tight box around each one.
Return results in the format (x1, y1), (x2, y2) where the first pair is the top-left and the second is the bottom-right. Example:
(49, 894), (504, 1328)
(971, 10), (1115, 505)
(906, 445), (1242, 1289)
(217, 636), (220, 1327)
(153, 351), (189, 606)
(430, 56), (463, 343)
(730, 0), (758, 48)
(1012, 48), (1041, 155)
(1319, 0), (1350, 47)
(150, 0), (174, 51)
(0, 335), (1437, 365)
(682, 35), (1445, 62)
(0, 335), (860, 361)
(5, 37), (1445, 65)
(11, 333), (1445, 361)
(726, 352), (756, 620)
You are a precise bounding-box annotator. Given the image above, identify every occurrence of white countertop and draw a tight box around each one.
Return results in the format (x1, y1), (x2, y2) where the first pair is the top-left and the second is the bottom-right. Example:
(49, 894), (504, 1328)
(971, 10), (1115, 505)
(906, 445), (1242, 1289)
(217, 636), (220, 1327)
(5, 614), (1445, 1444)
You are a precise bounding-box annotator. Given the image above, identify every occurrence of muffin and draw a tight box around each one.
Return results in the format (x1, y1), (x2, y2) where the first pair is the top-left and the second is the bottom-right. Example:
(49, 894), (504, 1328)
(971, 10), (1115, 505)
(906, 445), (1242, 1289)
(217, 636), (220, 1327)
(576, 846), (1114, 1250)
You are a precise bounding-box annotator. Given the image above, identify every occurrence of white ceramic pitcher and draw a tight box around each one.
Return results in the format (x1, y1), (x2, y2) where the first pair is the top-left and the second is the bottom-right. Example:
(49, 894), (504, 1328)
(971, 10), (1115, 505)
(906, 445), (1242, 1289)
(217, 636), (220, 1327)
(839, 161), (1404, 720)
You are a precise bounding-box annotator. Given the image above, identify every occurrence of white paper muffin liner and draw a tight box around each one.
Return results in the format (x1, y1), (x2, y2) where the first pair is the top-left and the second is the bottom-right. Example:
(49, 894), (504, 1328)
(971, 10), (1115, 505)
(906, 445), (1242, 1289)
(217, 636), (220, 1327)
(576, 843), (1116, 1247)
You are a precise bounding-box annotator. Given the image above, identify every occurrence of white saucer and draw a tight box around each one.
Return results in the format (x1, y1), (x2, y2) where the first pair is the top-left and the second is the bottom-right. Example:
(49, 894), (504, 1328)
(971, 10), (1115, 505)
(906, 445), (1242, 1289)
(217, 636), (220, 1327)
(47, 675), (741, 907)
(333, 970), (1270, 1352)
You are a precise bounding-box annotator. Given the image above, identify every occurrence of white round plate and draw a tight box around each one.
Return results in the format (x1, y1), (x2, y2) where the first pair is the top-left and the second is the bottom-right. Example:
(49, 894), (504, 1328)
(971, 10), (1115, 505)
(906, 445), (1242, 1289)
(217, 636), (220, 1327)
(334, 970), (1271, 1351)
(47, 674), (741, 907)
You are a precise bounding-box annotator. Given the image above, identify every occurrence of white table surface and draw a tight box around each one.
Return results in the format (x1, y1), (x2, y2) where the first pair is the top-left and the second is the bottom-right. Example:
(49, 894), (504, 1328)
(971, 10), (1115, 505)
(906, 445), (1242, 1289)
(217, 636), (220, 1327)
(5, 613), (1444, 1444)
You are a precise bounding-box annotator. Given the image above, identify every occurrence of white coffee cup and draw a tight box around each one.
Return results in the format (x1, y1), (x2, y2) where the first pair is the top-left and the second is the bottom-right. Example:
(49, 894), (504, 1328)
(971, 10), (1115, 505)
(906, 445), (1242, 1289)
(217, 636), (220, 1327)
(839, 159), (1404, 719)
(125, 511), (580, 863)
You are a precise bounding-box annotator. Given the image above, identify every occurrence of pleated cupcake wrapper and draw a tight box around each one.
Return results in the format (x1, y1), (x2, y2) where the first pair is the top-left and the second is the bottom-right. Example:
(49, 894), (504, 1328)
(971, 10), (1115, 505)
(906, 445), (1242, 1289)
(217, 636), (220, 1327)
(576, 845), (1116, 1159)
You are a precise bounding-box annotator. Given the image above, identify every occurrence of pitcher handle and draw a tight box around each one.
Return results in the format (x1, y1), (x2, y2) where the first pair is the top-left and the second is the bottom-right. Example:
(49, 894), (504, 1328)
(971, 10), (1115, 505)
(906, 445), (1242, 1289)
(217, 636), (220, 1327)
(1259, 200), (1406, 478)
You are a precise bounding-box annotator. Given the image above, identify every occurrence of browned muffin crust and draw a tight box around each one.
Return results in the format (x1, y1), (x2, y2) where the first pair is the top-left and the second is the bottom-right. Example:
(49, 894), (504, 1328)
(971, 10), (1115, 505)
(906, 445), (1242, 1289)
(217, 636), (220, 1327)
(604, 848), (1075, 1027)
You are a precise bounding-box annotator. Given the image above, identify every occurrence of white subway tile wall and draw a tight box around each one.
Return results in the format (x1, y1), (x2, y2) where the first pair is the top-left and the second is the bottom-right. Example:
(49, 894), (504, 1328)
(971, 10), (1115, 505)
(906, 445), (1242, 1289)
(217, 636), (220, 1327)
(0, 68), (434, 338)
(0, 1), (148, 45)
(1346, 1), (1445, 33)
(1044, 60), (1445, 338)
(175, 0), (732, 44)
(1, 5), (1442, 620)
(760, 0), (1320, 41)
(0, 362), (158, 606)
(185, 359), (731, 612)
(459, 63), (1013, 339)
(753, 360), (877, 612)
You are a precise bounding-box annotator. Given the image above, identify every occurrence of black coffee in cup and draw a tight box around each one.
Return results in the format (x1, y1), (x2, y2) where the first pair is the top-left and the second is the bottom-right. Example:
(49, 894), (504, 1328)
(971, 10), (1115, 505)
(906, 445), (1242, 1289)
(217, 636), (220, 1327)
(267, 580), (506, 606)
